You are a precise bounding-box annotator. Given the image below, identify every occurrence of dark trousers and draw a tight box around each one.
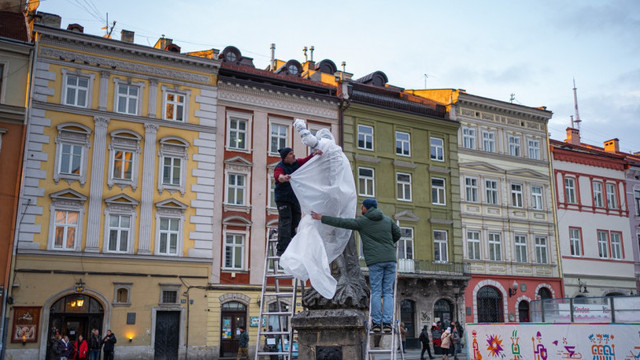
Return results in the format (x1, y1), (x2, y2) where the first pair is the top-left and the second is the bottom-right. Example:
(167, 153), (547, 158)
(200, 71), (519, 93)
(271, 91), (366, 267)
(104, 350), (114, 360)
(276, 202), (301, 253)
(421, 342), (433, 359)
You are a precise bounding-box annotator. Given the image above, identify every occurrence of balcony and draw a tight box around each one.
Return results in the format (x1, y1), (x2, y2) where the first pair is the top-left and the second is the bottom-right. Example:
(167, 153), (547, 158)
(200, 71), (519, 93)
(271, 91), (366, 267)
(359, 258), (470, 278)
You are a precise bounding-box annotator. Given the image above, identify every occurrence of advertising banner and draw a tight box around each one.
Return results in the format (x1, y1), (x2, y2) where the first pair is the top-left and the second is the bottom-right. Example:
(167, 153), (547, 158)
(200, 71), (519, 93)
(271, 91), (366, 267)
(465, 323), (640, 359)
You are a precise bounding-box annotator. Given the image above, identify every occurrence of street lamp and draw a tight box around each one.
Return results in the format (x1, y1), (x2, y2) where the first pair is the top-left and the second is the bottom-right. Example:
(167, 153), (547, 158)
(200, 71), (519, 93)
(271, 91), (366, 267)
(508, 281), (518, 297)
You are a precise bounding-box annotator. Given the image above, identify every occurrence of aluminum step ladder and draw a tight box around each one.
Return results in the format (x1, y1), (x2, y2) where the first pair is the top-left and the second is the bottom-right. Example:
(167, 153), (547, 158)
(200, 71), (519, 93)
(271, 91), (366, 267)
(254, 229), (305, 360)
(364, 242), (405, 360)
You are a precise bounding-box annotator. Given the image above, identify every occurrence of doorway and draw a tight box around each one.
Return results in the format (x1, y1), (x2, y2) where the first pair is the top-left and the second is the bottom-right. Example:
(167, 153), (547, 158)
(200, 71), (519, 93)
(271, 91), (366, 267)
(154, 311), (180, 360)
(220, 301), (247, 357)
(477, 286), (504, 322)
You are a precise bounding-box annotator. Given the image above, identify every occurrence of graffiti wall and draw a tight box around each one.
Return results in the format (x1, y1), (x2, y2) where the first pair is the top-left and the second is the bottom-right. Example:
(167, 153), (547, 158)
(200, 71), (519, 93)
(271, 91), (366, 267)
(465, 323), (640, 360)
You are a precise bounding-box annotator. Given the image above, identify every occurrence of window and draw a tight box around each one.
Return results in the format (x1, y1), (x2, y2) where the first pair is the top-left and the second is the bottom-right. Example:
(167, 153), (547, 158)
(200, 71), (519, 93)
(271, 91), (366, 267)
(54, 124), (91, 185)
(396, 173), (412, 201)
(486, 179), (498, 205)
(396, 131), (410, 156)
(535, 236), (548, 264)
(108, 130), (141, 190)
(107, 214), (130, 253)
(511, 184), (523, 208)
(163, 90), (187, 121)
(606, 183), (617, 209)
(593, 181), (604, 208)
(564, 177), (577, 204)
(226, 173), (246, 206)
(465, 177), (478, 202)
(610, 232), (622, 259)
(269, 123), (288, 155)
(53, 210), (79, 250)
(477, 286), (504, 323)
(508, 135), (521, 157)
(268, 177), (276, 209)
(467, 230), (480, 260)
(514, 235), (527, 263)
(430, 137), (444, 161)
(228, 115), (248, 150)
(569, 227), (582, 256)
(398, 227), (414, 262)
(358, 124), (373, 150)
(634, 190), (640, 215)
(434, 230), (448, 263)
(462, 126), (476, 149)
(224, 233), (245, 270)
(115, 83), (141, 115)
(0, 63), (4, 102)
(161, 290), (178, 304)
(431, 178), (446, 205)
(528, 139), (540, 160)
(488, 232), (502, 261)
(358, 167), (375, 196)
(531, 186), (543, 210)
(158, 137), (189, 194)
(158, 218), (180, 255)
(63, 74), (90, 107)
(597, 230), (609, 258)
(113, 283), (132, 306)
(483, 130), (496, 152)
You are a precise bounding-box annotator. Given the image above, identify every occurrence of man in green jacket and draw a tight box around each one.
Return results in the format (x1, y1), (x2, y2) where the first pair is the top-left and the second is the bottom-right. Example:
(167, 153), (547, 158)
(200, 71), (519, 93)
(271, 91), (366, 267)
(311, 198), (401, 333)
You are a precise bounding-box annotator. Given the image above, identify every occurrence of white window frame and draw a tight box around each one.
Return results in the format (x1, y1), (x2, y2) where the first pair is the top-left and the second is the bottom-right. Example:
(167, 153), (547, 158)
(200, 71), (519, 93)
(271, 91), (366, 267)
(225, 172), (247, 206)
(488, 232), (502, 261)
(433, 230), (448, 263)
(610, 232), (622, 260)
(53, 123), (91, 185)
(432, 178), (446, 205)
(395, 131), (411, 156)
(508, 134), (521, 157)
(511, 183), (523, 208)
(593, 181), (604, 208)
(158, 137), (189, 195)
(462, 126), (476, 150)
(531, 185), (543, 210)
(430, 137), (444, 161)
(103, 195), (138, 254)
(535, 236), (548, 264)
(396, 172), (412, 202)
(161, 86), (190, 122)
(485, 179), (498, 205)
(106, 214), (132, 253)
(108, 130), (141, 191)
(467, 230), (480, 260)
(398, 227), (414, 262)
(565, 177), (577, 204)
(267, 173), (277, 209)
(483, 130), (496, 152)
(61, 69), (95, 108)
(223, 232), (246, 270)
(597, 230), (609, 258)
(269, 119), (290, 155)
(357, 124), (374, 151)
(48, 190), (86, 251)
(113, 78), (144, 115)
(514, 234), (528, 263)
(465, 177), (478, 202)
(634, 190), (640, 216)
(358, 167), (375, 197)
(528, 138), (541, 160)
(606, 183), (618, 209)
(226, 111), (252, 152)
(569, 227), (582, 256)
(154, 200), (186, 256)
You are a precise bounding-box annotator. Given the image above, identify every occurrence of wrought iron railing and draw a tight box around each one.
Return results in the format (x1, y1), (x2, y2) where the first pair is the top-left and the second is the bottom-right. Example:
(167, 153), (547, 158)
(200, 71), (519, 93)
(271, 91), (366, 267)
(359, 258), (470, 276)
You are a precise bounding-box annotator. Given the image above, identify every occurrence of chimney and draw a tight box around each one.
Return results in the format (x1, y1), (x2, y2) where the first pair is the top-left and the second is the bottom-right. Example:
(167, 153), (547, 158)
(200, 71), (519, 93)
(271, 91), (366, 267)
(67, 23), (83, 32)
(35, 12), (61, 28)
(154, 36), (172, 50)
(566, 127), (580, 145)
(604, 138), (619, 153)
(120, 29), (134, 43)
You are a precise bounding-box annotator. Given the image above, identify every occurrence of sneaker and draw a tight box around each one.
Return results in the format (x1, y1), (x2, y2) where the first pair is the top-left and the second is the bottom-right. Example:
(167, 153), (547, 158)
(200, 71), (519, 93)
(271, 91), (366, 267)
(383, 323), (392, 333)
(371, 323), (381, 333)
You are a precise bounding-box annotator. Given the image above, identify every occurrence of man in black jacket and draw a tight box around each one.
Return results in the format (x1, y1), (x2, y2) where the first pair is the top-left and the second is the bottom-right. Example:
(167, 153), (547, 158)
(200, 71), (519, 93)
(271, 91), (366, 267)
(102, 330), (116, 360)
(88, 329), (102, 360)
(420, 325), (434, 359)
(236, 326), (249, 360)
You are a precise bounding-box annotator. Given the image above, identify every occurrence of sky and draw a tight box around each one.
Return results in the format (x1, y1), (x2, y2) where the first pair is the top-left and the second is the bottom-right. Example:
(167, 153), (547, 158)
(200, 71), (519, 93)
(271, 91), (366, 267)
(38, 0), (640, 153)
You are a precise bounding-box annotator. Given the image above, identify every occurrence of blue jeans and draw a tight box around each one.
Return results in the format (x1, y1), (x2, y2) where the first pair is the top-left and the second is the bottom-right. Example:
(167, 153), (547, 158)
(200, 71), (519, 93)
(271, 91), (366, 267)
(369, 261), (396, 325)
(89, 349), (100, 360)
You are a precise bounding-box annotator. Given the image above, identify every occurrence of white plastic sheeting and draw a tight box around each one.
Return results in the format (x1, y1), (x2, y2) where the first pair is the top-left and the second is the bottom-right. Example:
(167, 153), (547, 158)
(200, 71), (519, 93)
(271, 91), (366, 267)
(278, 119), (357, 299)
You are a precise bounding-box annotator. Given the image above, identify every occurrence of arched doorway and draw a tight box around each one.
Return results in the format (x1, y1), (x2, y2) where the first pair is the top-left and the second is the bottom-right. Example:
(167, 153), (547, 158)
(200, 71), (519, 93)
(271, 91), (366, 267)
(477, 286), (504, 322)
(433, 299), (453, 324)
(518, 301), (530, 322)
(47, 294), (104, 359)
(400, 299), (415, 345)
(538, 287), (552, 300)
(220, 301), (247, 357)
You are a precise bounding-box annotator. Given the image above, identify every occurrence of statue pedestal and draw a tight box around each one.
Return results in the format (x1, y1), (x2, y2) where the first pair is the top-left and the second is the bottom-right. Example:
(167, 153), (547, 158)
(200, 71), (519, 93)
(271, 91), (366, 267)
(292, 309), (367, 360)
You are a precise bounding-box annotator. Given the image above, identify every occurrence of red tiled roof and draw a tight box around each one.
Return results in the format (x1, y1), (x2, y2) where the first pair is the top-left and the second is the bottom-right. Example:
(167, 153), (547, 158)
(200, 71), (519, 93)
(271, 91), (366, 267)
(0, 11), (29, 42)
(220, 61), (334, 90)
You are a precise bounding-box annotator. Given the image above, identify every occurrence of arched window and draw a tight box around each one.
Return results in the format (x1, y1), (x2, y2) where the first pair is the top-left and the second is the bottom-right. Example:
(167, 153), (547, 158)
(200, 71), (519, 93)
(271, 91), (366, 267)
(220, 301), (247, 357)
(477, 286), (504, 322)
(518, 301), (530, 322)
(433, 299), (453, 324)
(400, 299), (416, 339)
(538, 287), (552, 300)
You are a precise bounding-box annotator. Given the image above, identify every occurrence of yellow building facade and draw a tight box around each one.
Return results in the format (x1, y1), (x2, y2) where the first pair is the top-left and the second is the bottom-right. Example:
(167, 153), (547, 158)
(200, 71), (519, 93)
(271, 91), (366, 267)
(7, 23), (220, 359)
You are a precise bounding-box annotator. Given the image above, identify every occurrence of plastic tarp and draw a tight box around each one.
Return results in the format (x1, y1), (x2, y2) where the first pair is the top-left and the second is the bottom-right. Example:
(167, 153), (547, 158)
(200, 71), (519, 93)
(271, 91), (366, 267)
(279, 120), (357, 299)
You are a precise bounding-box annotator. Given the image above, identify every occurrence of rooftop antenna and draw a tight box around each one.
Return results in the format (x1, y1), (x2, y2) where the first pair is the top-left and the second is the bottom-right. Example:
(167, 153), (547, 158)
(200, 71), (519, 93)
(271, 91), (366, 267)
(572, 78), (582, 130)
(424, 74), (428, 89)
(309, 46), (314, 62)
(270, 43), (276, 70)
(303, 46), (308, 62)
(510, 93), (516, 103)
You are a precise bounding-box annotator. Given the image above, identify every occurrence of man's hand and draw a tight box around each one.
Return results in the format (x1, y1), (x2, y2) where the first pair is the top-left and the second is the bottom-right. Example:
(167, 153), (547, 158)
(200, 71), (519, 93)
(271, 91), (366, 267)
(310, 211), (322, 220)
(314, 149), (323, 156)
(278, 174), (291, 182)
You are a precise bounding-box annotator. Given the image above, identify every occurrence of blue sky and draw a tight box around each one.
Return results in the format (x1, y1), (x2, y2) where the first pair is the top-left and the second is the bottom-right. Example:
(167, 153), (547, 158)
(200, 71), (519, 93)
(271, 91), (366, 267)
(40, 0), (640, 153)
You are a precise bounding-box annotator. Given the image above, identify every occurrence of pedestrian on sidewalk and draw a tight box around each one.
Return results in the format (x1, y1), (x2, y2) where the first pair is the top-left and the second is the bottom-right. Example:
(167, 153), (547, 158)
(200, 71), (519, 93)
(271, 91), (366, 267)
(440, 327), (452, 360)
(419, 325), (434, 359)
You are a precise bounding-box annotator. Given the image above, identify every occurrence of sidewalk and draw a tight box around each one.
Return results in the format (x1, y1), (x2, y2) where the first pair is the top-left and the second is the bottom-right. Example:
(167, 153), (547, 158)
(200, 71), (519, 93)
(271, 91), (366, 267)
(370, 347), (469, 360)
